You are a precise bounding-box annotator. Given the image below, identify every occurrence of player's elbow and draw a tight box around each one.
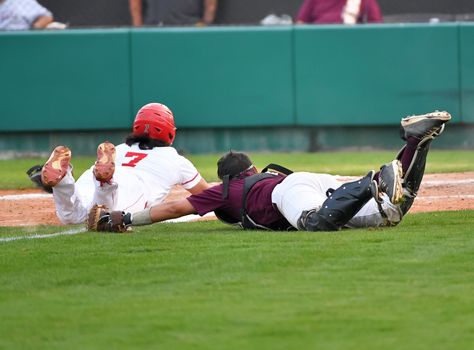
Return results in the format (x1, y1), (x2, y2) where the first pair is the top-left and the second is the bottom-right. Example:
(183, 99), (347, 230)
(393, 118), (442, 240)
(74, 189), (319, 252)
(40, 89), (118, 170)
(188, 178), (212, 195)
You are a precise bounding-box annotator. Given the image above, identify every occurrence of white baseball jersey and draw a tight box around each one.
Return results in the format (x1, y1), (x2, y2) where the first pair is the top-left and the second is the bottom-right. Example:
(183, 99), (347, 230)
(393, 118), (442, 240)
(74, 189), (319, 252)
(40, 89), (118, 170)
(52, 143), (202, 224)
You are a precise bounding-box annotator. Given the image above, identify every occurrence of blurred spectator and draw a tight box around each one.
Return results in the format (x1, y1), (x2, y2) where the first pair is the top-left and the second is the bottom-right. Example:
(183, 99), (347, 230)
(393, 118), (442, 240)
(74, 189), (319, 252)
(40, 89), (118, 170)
(129, 0), (218, 27)
(0, 0), (54, 30)
(296, 0), (382, 25)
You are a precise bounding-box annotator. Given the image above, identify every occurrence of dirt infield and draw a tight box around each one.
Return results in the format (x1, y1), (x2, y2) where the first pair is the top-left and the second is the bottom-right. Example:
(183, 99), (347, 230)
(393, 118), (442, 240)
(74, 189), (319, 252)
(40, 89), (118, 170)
(1, 172), (473, 227)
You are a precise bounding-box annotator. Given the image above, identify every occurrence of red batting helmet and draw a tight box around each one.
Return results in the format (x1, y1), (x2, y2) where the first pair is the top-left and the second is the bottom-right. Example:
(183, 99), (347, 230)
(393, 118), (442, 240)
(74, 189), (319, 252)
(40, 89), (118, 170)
(132, 103), (176, 145)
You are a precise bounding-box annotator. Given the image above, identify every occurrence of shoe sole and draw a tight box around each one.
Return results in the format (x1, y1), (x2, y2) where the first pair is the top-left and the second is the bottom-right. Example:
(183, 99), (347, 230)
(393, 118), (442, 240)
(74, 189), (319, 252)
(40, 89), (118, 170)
(388, 160), (404, 205)
(401, 111), (451, 127)
(41, 146), (72, 187)
(94, 142), (116, 183)
(401, 111), (451, 140)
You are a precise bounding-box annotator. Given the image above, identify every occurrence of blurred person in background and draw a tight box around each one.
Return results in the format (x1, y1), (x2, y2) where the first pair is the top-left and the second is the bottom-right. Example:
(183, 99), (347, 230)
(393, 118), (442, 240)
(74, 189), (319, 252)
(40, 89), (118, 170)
(129, 0), (218, 27)
(296, 0), (382, 25)
(0, 0), (53, 30)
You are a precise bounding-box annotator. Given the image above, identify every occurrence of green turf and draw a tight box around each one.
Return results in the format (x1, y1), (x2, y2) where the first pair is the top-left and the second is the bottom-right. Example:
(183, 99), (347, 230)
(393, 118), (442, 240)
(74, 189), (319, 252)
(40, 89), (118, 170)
(1, 150), (473, 189)
(1, 210), (474, 350)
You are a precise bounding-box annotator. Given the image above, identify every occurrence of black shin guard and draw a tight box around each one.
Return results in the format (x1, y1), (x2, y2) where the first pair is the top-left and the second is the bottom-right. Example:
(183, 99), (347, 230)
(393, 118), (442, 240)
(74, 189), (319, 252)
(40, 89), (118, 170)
(297, 172), (377, 231)
(397, 137), (433, 214)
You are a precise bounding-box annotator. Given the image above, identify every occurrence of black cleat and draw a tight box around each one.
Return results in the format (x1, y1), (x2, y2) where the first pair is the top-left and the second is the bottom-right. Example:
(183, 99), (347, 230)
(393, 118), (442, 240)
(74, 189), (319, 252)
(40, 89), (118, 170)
(378, 160), (404, 205)
(400, 111), (451, 141)
(26, 165), (53, 193)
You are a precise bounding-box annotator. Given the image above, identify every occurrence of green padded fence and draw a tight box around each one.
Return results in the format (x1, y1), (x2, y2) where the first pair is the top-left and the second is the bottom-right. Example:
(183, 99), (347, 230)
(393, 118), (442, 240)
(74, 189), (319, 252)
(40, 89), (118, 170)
(294, 24), (460, 125)
(1, 24), (473, 134)
(131, 27), (295, 127)
(0, 29), (131, 132)
(460, 23), (474, 123)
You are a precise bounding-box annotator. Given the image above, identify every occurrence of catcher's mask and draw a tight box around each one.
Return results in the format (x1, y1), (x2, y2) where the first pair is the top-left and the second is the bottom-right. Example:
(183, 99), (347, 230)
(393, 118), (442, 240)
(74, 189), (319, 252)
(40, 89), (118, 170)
(133, 103), (176, 145)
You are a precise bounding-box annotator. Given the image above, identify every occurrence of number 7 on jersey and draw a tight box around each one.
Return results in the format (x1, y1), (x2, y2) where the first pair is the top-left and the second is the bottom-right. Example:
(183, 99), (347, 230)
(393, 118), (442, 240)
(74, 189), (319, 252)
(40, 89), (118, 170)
(122, 152), (148, 167)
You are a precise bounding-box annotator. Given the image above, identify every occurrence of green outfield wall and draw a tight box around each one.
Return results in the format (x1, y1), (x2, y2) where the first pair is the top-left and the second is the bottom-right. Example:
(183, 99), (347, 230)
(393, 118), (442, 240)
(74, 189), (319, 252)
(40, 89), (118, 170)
(460, 24), (474, 123)
(295, 25), (460, 125)
(131, 27), (295, 127)
(1, 29), (132, 131)
(1, 24), (473, 154)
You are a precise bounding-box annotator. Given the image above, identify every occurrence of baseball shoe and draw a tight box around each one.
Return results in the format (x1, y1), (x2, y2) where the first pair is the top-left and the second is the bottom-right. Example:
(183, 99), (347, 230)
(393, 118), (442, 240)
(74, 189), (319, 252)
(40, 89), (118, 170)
(378, 160), (404, 205)
(400, 110), (451, 141)
(93, 141), (116, 183)
(27, 165), (53, 193)
(41, 146), (72, 187)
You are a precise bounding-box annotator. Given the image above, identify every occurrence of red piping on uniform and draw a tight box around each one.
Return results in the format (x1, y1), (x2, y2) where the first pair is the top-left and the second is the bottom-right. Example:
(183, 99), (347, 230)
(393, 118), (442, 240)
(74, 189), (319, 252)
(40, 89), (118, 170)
(181, 173), (199, 185)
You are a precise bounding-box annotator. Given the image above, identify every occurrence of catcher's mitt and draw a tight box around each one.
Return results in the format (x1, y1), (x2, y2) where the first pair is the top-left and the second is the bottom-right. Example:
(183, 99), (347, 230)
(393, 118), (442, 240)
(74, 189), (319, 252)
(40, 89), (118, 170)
(87, 204), (131, 233)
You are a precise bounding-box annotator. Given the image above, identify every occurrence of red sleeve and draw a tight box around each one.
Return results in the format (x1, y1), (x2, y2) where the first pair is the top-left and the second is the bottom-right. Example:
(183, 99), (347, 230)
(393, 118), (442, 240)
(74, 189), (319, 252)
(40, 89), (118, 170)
(297, 0), (314, 23)
(366, 0), (383, 23)
(186, 184), (225, 216)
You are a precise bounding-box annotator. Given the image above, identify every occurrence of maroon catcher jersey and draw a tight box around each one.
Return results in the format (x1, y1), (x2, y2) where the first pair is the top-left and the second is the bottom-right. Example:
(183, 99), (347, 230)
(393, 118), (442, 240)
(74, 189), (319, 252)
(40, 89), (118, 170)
(186, 171), (291, 230)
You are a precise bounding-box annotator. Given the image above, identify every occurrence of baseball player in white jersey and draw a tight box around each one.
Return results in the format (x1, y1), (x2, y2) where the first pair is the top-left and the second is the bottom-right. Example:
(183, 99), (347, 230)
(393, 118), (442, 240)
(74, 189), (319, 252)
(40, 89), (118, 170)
(36, 103), (209, 224)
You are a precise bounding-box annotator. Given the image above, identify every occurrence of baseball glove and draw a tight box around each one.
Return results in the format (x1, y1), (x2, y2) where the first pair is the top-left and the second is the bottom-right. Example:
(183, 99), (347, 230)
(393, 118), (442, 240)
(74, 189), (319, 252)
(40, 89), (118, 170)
(87, 204), (131, 233)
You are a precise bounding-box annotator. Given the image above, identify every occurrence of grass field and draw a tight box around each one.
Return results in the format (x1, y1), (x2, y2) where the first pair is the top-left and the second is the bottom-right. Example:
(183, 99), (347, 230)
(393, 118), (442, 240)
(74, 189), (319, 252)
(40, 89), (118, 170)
(1, 212), (474, 350)
(1, 151), (473, 349)
(1, 149), (474, 189)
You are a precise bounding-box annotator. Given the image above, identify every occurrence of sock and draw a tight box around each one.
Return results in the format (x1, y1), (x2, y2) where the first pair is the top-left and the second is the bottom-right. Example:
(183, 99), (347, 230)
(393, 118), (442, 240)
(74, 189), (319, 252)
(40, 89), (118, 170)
(131, 208), (152, 226)
(400, 136), (420, 175)
(374, 136), (420, 183)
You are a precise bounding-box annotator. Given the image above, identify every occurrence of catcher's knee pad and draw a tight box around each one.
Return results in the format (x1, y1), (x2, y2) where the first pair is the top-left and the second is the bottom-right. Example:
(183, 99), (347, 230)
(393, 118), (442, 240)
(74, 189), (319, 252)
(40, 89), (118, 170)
(397, 137), (433, 214)
(297, 171), (377, 231)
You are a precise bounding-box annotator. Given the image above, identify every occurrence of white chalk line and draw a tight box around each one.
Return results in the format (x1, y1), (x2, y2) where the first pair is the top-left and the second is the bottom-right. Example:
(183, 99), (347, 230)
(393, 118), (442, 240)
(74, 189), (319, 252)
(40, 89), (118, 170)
(0, 193), (52, 200)
(334, 177), (474, 186)
(0, 227), (86, 243)
(415, 195), (474, 201)
(0, 213), (217, 243)
(164, 212), (216, 223)
(422, 179), (474, 187)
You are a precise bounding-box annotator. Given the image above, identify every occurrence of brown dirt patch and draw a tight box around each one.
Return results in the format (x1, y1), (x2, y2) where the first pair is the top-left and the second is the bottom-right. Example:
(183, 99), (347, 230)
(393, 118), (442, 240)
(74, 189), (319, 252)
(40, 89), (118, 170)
(1, 173), (473, 227)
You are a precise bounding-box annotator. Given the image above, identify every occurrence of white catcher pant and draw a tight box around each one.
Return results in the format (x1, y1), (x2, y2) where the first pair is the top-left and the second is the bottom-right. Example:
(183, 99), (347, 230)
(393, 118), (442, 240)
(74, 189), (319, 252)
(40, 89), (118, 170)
(52, 166), (155, 225)
(271, 172), (402, 230)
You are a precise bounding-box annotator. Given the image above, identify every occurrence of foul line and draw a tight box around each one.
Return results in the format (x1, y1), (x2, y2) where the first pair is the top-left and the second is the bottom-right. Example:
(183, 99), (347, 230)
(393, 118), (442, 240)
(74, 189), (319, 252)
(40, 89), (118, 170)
(0, 227), (86, 243)
(422, 179), (474, 187)
(0, 193), (52, 200)
(0, 213), (216, 243)
(416, 194), (474, 200)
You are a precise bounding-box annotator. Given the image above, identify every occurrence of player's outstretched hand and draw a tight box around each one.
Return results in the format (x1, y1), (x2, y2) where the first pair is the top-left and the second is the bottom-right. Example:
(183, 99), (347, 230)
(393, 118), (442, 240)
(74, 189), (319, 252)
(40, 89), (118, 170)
(87, 204), (131, 233)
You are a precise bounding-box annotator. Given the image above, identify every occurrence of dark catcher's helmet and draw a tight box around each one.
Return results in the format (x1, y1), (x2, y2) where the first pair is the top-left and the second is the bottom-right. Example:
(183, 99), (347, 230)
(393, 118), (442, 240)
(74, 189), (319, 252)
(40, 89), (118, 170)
(217, 151), (254, 180)
(132, 103), (176, 145)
